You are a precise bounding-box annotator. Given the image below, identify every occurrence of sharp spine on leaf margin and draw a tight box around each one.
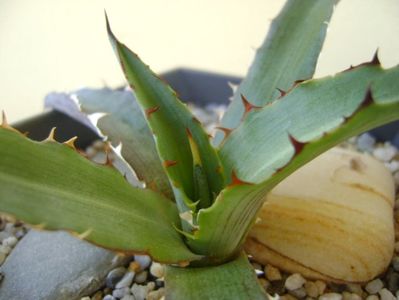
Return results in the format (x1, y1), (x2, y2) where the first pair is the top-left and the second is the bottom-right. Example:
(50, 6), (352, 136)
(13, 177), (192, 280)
(288, 134), (306, 155)
(276, 88), (287, 98)
(163, 160), (178, 168)
(345, 87), (375, 122)
(44, 127), (57, 142)
(145, 106), (160, 118)
(63, 136), (78, 150)
(1, 111), (21, 134)
(240, 94), (261, 119)
(228, 169), (253, 187)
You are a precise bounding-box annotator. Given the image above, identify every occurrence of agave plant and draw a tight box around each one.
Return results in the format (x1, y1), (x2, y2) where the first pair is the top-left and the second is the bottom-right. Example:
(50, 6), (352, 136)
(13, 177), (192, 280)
(1, 0), (399, 299)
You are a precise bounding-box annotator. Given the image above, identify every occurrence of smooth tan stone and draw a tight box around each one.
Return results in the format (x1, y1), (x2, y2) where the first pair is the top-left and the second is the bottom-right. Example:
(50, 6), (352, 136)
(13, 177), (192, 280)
(246, 147), (395, 283)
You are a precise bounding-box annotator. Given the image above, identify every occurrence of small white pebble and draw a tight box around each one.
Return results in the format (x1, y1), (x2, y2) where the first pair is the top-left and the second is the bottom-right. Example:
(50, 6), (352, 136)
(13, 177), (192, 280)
(2, 236), (18, 248)
(357, 133), (376, 152)
(134, 271), (148, 284)
(80, 297), (90, 300)
(365, 296), (379, 300)
(146, 281), (156, 292)
(394, 172), (399, 186)
(264, 264), (282, 281)
(131, 283), (147, 300)
(134, 255), (152, 270)
(147, 287), (165, 300)
(121, 295), (135, 300)
(285, 273), (306, 291)
(346, 283), (363, 296)
(319, 292), (343, 300)
(379, 288), (395, 300)
(385, 160), (399, 173)
(0, 245), (11, 255)
(315, 280), (327, 295)
(150, 262), (165, 278)
(112, 287), (130, 299)
(342, 291), (362, 300)
(373, 144), (397, 162)
(115, 271), (135, 289)
(103, 295), (116, 300)
(304, 281), (319, 298)
(365, 278), (384, 294)
(0, 252), (6, 265)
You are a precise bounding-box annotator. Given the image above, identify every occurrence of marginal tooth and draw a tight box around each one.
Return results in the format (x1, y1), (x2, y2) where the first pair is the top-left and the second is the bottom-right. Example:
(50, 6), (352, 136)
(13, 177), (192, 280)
(228, 169), (252, 187)
(276, 88), (287, 98)
(215, 127), (233, 139)
(145, 106), (160, 118)
(63, 136), (78, 150)
(288, 133), (306, 155)
(178, 261), (190, 267)
(163, 160), (178, 168)
(241, 94), (261, 118)
(77, 228), (93, 240)
(1, 111), (20, 133)
(1, 110), (8, 127)
(370, 49), (381, 65)
(345, 87), (375, 121)
(45, 127), (57, 142)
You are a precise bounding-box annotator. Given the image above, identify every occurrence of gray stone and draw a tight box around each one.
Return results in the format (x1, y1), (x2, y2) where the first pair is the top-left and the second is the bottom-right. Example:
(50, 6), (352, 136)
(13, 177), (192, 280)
(0, 230), (129, 300)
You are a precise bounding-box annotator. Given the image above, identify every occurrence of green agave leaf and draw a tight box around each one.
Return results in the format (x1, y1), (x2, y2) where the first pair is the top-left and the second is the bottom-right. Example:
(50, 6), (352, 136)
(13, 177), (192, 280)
(75, 88), (173, 199)
(214, 0), (337, 145)
(165, 252), (268, 300)
(0, 126), (200, 264)
(106, 15), (225, 212)
(191, 62), (399, 259)
(221, 63), (399, 183)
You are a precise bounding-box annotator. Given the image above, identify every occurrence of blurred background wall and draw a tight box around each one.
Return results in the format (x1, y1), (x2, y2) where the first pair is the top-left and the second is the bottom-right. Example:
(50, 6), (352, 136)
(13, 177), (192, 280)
(0, 0), (398, 123)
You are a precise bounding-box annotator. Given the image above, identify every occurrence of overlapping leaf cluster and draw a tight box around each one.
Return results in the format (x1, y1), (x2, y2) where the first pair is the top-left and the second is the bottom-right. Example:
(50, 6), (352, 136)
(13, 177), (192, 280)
(1, 0), (399, 298)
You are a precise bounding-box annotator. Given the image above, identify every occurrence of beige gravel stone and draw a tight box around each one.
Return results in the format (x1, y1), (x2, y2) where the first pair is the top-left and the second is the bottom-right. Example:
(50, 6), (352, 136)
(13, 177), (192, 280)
(264, 264), (282, 281)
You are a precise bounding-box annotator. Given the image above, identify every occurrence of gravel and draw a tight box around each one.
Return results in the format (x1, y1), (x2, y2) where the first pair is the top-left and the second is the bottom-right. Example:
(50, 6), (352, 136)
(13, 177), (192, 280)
(1, 103), (399, 300)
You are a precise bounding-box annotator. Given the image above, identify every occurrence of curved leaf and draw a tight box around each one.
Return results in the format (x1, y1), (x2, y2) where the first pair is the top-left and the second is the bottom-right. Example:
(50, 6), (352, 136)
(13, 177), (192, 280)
(106, 15), (225, 212)
(0, 127), (201, 264)
(190, 62), (399, 259)
(214, 0), (337, 145)
(220, 63), (399, 183)
(76, 88), (173, 199)
(165, 252), (268, 300)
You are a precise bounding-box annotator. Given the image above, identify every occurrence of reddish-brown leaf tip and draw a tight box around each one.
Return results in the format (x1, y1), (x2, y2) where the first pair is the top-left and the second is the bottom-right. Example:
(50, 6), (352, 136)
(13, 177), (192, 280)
(145, 106), (160, 118)
(163, 160), (178, 168)
(228, 170), (252, 187)
(288, 134), (306, 155)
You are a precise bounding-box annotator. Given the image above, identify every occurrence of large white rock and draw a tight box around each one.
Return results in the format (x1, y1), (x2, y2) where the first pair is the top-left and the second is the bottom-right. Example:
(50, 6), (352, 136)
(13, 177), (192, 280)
(245, 147), (395, 283)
